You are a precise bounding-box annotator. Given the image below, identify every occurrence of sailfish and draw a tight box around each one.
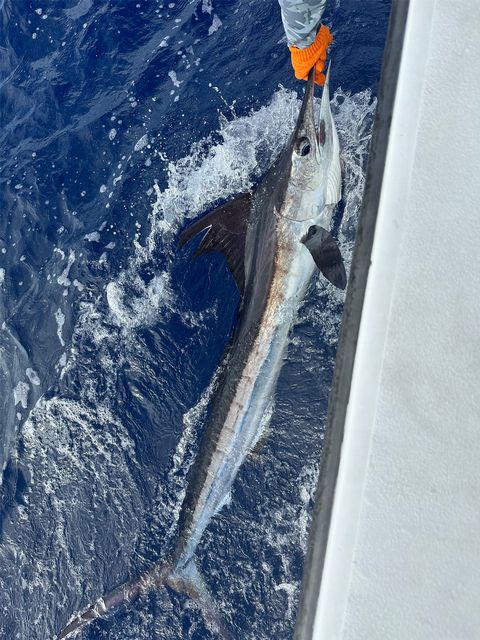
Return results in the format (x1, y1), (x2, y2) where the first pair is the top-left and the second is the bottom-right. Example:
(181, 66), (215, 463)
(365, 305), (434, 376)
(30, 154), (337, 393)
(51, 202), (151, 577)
(57, 63), (345, 639)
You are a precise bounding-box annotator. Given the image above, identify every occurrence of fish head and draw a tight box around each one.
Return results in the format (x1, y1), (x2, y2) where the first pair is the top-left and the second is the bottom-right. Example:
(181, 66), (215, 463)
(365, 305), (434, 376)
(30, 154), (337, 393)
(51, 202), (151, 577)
(282, 62), (341, 222)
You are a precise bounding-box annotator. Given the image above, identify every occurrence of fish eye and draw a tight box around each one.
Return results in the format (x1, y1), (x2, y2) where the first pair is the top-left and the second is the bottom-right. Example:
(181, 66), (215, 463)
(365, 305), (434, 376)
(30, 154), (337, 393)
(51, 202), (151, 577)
(296, 136), (311, 157)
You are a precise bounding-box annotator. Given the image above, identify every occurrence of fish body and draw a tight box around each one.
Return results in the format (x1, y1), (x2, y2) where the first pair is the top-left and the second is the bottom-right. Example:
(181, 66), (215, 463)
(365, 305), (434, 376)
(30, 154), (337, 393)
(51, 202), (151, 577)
(57, 64), (344, 639)
(174, 63), (342, 569)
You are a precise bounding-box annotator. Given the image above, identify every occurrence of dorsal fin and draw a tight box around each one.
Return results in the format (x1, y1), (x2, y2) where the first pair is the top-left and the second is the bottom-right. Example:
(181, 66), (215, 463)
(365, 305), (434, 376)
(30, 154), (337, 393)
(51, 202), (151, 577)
(179, 192), (252, 294)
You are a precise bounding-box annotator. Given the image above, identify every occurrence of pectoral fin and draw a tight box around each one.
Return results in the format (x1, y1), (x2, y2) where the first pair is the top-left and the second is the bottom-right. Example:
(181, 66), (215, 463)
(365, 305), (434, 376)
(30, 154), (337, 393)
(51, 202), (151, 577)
(301, 225), (347, 290)
(179, 192), (251, 295)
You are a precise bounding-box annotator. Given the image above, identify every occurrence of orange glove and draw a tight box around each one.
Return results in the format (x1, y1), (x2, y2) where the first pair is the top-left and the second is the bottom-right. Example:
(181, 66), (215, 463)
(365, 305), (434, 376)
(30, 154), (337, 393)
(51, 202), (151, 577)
(289, 25), (333, 86)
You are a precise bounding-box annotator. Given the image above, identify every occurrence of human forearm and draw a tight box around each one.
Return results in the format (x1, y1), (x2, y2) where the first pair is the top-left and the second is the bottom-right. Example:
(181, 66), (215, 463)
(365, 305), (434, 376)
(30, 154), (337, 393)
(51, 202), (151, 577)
(278, 0), (327, 48)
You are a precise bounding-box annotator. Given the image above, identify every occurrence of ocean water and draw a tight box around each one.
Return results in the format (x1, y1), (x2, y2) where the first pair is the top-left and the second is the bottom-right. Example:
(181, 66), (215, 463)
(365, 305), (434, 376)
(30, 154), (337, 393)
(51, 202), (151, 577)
(0, 1), (390, 638)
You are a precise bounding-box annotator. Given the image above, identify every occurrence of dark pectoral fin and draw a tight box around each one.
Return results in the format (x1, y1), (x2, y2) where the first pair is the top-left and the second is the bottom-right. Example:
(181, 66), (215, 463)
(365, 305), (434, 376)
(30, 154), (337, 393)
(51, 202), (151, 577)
(179, 192), (252, 295)
(301, 225), (347, 290)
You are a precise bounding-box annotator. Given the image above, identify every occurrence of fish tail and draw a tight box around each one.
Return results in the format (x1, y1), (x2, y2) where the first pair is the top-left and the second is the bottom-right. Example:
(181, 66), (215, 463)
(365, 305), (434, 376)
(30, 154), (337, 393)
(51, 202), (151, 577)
(57, 560), (231, 639)
(166, 560), (232, 639)
(57, 563), (169, 639)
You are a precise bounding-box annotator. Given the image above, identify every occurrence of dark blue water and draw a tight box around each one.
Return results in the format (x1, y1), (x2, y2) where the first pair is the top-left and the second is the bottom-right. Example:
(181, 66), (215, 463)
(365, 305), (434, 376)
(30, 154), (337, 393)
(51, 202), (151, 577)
(0, 1), (389, 638)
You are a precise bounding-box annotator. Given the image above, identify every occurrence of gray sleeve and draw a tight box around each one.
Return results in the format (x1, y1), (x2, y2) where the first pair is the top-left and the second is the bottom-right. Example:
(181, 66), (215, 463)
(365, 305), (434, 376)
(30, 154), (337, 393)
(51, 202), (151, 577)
(278, 0), (327, 48)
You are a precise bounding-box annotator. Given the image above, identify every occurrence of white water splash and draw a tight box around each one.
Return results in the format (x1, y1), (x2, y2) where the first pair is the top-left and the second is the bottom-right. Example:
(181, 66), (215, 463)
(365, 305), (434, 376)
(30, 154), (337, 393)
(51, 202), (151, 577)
(134, 134), (149, 152)
(208, 14), (222, 36)
(106, 271), (172, 330)
(57, 250), (75, 288)
(1, 396), (144, 637)
(77, 88), (301, 336)
(26, 368), (41, 386)
(13, 381), (29, 409)
(54, 307), (65, 346)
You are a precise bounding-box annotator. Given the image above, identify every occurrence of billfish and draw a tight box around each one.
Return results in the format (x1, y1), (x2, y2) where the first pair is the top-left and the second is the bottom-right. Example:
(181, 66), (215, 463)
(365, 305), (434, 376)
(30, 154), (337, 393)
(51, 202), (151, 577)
(57, 63), (345, 639)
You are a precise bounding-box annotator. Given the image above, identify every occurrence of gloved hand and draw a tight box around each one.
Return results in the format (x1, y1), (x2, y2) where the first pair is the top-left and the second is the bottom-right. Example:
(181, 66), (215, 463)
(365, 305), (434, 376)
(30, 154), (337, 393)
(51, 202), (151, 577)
(289, 25), (333, 86)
